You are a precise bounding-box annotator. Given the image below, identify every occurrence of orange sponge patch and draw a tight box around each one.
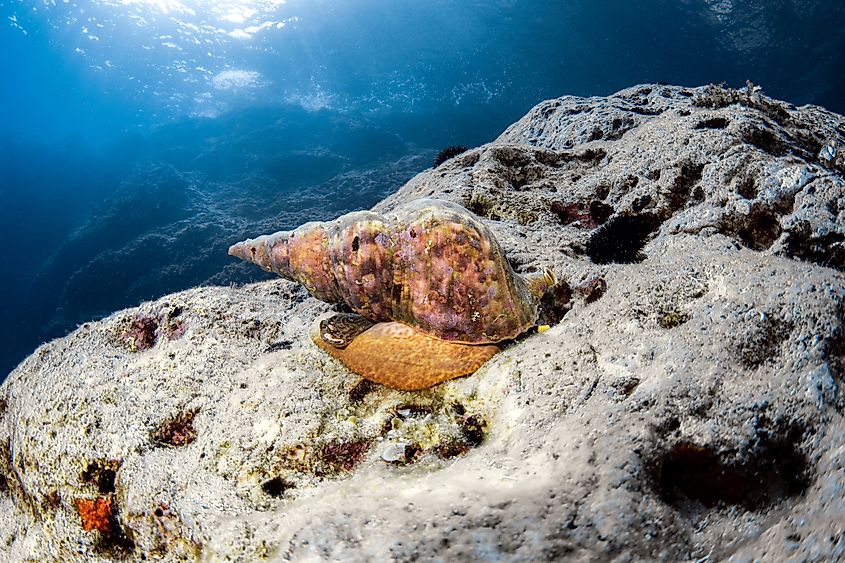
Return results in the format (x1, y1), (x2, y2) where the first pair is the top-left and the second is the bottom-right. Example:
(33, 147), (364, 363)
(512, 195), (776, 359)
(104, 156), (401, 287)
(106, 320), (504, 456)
(75, 496), (114, 532)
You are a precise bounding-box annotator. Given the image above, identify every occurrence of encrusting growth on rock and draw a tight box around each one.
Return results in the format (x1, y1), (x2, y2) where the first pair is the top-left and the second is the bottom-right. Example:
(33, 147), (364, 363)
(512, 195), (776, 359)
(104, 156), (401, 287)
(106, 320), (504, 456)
(433, 145), (469, 167)
(230, 198), (553, 389)
(75, 497), (114, 533)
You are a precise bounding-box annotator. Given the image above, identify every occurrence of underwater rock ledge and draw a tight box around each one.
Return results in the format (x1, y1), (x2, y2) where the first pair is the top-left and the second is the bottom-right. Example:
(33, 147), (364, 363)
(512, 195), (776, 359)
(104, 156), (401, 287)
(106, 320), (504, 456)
(1, 83), (845, 562)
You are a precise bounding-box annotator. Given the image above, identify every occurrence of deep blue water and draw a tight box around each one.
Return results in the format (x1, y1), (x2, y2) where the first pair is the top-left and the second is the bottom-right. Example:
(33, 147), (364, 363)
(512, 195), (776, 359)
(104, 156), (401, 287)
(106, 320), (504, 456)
(1, 0), (843, 380)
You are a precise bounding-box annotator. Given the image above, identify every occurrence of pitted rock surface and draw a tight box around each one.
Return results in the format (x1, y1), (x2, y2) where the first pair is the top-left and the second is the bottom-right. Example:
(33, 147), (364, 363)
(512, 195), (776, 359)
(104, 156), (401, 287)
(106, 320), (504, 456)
(1, 84), (844, 562)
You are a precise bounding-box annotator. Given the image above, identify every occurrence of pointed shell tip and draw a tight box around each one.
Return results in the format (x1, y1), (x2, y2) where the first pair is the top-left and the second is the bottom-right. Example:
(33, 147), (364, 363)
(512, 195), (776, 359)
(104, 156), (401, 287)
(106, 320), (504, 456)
(228, 242), (244, 258)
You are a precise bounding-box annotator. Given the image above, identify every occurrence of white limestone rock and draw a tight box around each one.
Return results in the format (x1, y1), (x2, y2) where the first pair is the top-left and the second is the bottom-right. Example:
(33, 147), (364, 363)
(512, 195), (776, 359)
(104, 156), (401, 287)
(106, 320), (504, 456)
(1, 83), (844, 561)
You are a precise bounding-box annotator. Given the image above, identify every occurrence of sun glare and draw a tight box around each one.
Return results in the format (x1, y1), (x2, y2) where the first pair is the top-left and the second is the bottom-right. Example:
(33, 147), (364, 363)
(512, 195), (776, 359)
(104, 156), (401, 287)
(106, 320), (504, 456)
(111, 0), (196, 15)
(99, 0), (290, 31)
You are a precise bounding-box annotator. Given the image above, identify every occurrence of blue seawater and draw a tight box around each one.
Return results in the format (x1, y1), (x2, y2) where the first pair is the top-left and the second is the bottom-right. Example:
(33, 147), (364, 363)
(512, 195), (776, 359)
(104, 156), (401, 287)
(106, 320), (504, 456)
(1, 0), (843, 380)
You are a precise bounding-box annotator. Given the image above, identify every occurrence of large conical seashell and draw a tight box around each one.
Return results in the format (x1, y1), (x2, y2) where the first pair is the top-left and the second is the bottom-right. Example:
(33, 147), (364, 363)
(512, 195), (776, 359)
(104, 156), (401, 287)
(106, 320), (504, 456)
(229, 199), (553, 344)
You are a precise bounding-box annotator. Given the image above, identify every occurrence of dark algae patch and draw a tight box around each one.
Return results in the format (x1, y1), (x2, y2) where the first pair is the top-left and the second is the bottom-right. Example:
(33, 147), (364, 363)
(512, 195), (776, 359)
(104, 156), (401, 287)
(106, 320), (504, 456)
(586, 214), (662, 264)
(152, 410), (198, 447)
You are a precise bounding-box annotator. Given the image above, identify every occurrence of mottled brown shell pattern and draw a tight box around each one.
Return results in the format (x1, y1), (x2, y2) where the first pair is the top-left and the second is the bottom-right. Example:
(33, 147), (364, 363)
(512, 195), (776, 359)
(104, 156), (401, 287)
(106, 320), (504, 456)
(229, 199), (552, 344)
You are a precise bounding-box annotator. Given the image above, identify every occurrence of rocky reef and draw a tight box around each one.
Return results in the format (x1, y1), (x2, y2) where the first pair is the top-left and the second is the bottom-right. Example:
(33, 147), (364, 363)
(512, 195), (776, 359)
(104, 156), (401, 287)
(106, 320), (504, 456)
(1, 83), (844, 561)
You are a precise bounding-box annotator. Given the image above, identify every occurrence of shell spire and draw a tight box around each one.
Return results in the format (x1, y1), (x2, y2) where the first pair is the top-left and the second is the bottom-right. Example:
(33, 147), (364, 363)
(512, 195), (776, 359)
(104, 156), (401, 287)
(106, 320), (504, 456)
(228, 232), (289, 275)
